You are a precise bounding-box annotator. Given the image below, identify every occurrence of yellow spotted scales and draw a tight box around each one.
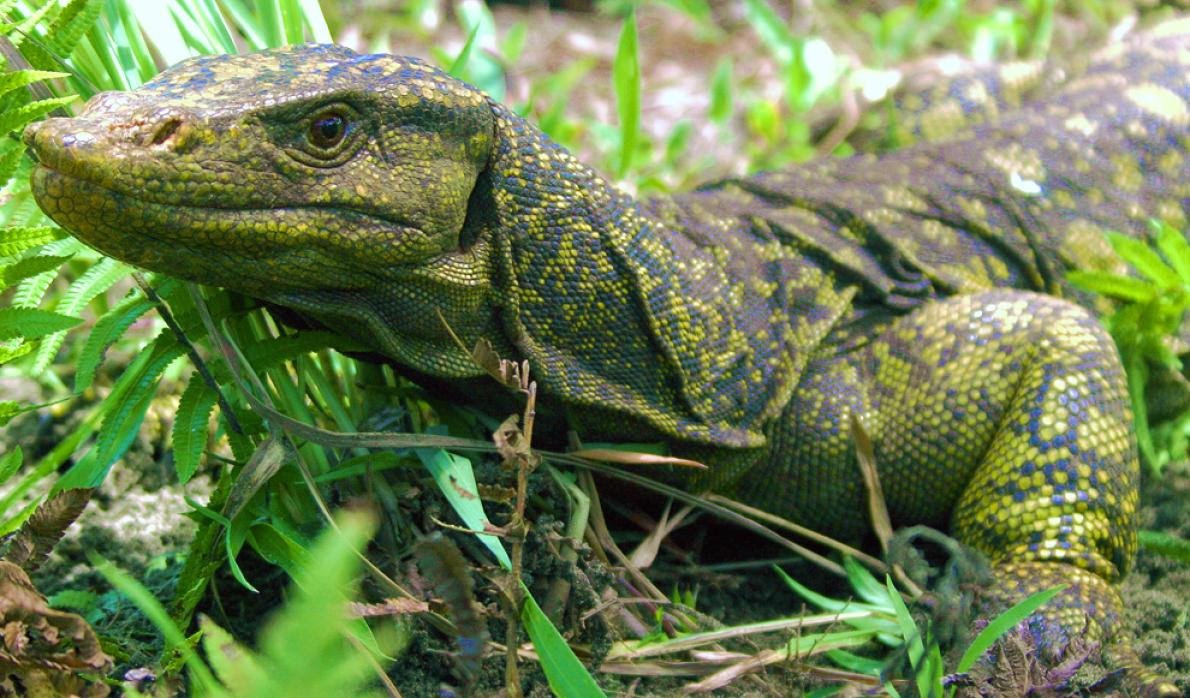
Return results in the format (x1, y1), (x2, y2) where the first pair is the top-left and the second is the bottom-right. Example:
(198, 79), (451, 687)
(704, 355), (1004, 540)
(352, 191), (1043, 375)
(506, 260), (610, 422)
(23, 20), (1188, 693)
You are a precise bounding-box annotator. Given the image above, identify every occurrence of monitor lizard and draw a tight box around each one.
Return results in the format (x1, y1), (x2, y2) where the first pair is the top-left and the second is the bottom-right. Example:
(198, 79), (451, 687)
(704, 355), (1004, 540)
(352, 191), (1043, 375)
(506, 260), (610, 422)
(23, 20), (1188, 694)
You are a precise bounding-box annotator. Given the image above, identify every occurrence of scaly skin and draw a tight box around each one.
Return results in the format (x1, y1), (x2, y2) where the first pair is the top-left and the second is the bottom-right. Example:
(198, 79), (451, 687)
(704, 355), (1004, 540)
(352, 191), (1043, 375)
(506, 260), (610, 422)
(24, 21), (1189, 691)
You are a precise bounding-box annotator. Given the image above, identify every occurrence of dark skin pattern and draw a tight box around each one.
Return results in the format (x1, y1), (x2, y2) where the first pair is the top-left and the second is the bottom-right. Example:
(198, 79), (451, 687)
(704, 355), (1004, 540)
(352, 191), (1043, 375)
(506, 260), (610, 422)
(23, 20), (1188, 693)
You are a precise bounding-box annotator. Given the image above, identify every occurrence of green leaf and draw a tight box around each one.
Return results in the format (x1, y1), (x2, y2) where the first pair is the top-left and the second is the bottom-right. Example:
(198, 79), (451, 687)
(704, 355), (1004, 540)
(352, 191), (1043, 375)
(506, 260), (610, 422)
(199, 616), (264, 693)
(843, 556), (891, 607)
(278, 0), (307, 45)
(884, 576), (924, 669)
(1124, 351), (1159, 472)
(613, 11), (640, 178)
(0, 343), (33, 366)
(0, 69), (69, 100)
(416, 448), (509, 567)
(8, 238), (79, 308)
(297, 0), (332, 43)
(112, 0), (190, 68)
(44, 0), (105, 57)
(1066, 270), (1155, 302)
(0, 254), (72, 290)
(0, 140), (26, 190)
(452, 0), (504, 99)
(56, 335), (185, 490)
(0, 306), (82, 339)
(743, 0), (794, 64)
(774, 565), (852, 612)
(521, 590), (605, 698)
(1138, 530), (1190, 563)
(0, 226), (62, 256)
(1106, 231), (1180, 288)
(173, 376), (218, 484)
(246, 522), (311, 575)
(954, 585), (1066, 674)
(0, 400), (24, 427)
(0, 496), (43, 538)
(709, 58), (733, 124)
(241, 331), (365, 369)
(448, 24), (481, 78)
(256, 510), (378, 696)
(8, 2), (58, 52)
(1151, 220), (1190, 284)
(825, 648), (884, 675)
(32, 256), (130, 373)
(421, 448), (604, 696)
(0, 446), (22, 484)
(74, 290), (155, 392)
(663, 121), (692, 166)
(501, 21), (527, 64)
(47, 589), (101, 614)
(0, 95), (77, 135)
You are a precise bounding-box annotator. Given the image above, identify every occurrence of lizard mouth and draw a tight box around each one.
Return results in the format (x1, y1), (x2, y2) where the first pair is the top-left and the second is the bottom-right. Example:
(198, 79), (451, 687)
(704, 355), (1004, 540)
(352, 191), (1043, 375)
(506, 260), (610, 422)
(32, 165), (209, 267)
(29, 163), (419, 295)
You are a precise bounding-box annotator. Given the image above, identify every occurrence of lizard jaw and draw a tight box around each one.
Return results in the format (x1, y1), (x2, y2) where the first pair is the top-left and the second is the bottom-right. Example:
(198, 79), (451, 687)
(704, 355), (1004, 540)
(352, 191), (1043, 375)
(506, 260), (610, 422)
(29, 164), (411, 296)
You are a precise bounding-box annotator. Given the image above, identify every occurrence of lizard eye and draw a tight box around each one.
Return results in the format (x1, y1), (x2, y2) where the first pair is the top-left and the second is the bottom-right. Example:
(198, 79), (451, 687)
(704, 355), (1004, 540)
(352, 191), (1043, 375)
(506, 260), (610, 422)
(309, 111), (346, 149)
(288, 103), (363, 167)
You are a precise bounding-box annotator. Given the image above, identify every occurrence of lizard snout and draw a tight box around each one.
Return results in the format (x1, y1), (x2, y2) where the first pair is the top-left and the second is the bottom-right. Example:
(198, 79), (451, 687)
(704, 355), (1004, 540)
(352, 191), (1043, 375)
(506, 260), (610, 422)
(114, 106), (200, 152)
(21, 118), (77, 169)
(75, 90), (198, 151)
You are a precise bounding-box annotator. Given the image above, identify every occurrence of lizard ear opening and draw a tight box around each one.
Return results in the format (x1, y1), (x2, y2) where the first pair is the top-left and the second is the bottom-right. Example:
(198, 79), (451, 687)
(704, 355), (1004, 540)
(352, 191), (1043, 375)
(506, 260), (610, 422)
(458, 165), (495, 252)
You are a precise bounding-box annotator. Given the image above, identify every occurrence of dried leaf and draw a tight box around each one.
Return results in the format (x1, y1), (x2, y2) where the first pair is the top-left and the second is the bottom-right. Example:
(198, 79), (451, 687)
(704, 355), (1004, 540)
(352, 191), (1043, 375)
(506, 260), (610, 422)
(470, 338), (511, 387)
(224, 436), (288, 521)
(957, 626), (1097, 697)
(493, 414), (538, 471)
(569, 448), (706, 469)
(476, 483), (517, 504)
(0, 561), (112, 696)
(348, 598), (430, 618)
(471, 339), (532, 392)
(415, 533), (489, 683)
(4, 489), (94, 572)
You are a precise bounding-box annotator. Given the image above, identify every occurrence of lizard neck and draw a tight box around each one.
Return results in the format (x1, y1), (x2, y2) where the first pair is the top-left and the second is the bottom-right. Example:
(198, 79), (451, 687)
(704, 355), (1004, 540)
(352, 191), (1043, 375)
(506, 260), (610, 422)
(483, 104), (852, 448)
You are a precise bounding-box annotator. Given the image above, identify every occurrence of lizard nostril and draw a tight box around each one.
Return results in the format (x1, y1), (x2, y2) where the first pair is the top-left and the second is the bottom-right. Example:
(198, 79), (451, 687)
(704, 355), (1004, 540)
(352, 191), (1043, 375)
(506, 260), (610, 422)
(149, 117), (182, 146)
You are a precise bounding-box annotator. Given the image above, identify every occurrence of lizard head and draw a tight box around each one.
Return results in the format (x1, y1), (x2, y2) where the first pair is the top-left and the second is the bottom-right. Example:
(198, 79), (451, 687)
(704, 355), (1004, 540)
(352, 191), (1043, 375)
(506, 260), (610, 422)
(26, 44), (509, 375)
(25, 44), (497, 296)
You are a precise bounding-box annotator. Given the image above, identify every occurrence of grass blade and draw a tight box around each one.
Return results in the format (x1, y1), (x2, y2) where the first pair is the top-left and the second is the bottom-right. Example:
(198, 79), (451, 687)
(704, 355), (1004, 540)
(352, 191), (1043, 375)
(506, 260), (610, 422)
(954, 584), (1065, 673)
(613, 11), (640, 178)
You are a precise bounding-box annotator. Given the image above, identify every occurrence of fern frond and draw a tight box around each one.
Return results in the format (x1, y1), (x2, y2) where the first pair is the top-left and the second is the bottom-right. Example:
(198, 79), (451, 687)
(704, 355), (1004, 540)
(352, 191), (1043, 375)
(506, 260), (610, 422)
(10, 236), (79, 305)
(0, 306), (81, 339)
(0, 140), (25, 190)
(0, 94), (76, 134)
(0, 2), (21, 29)
(7, 1), (58, 48)
(74, 288), (155, 392)
(44, 0), (105, 57)
(84, 333), (186, 481)
(31, 257), (129, 372)
(0, 68), (68, 98)
(0, 225), (61, 257)
(173, 375), (218, 483)
(0, 253), (72, 290)
(0, 187), (51, 226)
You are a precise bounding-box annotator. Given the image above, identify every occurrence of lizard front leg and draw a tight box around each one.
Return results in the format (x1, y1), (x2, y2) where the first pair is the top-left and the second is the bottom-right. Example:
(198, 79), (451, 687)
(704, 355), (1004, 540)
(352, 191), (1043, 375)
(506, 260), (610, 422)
(867, 290), (1148, 676)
